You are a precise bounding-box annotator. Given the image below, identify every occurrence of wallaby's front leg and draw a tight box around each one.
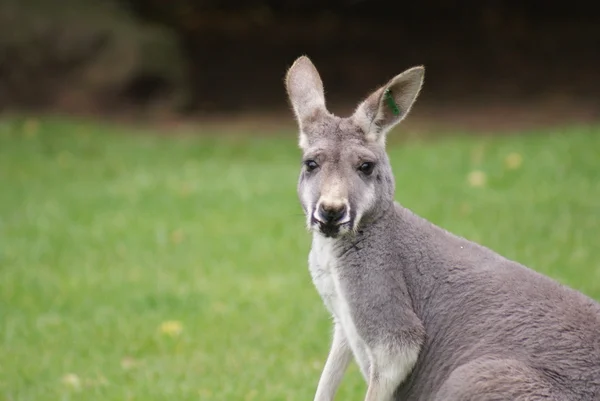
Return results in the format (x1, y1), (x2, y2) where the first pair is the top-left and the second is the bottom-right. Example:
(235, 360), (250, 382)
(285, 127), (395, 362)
(313, 323), (352, 401)
(363, 345), (420, 401)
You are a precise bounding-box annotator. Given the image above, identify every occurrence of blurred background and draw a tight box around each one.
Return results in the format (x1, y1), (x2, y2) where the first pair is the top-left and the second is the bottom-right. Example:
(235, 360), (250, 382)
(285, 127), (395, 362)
(2, 2), (599, 400)
(1, 0), (599, 131)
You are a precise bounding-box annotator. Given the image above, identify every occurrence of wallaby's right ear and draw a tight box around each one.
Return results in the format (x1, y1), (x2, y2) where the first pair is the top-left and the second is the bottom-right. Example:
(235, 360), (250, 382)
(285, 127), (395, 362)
(285, 56), (327, 141)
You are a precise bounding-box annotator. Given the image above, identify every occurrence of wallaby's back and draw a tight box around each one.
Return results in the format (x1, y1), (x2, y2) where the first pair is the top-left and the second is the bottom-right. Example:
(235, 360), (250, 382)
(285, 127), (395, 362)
(388, 205), (600, 400)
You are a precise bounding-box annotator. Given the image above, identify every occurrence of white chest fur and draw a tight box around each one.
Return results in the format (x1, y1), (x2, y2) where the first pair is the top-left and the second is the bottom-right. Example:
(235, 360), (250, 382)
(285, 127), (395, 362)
(309, 235), (371, 377)
(308, 236), (339, 314)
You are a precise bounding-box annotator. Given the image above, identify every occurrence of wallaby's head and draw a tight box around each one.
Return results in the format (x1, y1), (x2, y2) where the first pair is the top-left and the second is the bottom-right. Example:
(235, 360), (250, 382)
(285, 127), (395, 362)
(285, 56), (424, 238)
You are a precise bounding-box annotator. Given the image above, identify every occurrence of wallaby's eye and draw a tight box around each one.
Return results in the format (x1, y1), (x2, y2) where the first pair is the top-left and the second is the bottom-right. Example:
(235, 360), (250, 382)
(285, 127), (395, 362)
(304, 159), (319, 172)
(358, 162), (375, 175)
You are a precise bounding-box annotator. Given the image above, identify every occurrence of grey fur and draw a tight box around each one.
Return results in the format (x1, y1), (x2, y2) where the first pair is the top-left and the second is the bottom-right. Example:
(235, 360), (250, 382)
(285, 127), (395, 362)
(285, 56), (600, 401)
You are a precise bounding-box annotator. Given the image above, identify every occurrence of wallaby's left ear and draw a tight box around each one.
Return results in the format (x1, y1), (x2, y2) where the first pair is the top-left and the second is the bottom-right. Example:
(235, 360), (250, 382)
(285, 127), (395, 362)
(353, 66), (424, 142)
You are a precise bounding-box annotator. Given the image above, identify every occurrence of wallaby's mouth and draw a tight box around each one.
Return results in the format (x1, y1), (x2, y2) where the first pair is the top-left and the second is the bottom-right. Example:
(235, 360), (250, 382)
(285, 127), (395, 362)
(311, 216), (353, 238)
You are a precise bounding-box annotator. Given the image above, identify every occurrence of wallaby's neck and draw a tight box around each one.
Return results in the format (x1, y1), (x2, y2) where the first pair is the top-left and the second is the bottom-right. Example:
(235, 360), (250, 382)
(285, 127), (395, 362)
(357, 196), (396, 228)
(330, 201), (449, 316)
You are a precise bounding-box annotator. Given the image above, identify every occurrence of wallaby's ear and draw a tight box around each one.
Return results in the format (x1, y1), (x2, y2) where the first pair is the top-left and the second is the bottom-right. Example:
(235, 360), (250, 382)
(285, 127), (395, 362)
(353, 66), (424, 143)
(285, 56), (327, 142)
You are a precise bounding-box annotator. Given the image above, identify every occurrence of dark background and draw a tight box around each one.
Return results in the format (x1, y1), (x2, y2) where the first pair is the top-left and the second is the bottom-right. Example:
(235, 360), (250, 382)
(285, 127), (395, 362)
(1, 0), (598, 130)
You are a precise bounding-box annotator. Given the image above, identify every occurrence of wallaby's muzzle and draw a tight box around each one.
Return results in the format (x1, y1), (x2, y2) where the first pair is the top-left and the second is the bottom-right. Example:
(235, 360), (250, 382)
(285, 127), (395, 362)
(312, 201), (352, 238)
(317, 203), (347, 224)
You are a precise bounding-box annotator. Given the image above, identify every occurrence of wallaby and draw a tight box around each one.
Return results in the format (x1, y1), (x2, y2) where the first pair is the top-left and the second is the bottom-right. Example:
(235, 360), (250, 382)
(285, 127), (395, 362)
(284, 55), (600, 401)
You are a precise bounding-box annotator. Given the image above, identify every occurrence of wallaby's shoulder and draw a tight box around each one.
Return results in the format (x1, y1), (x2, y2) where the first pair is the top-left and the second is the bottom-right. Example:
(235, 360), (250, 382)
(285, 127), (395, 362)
(393, 204), (600, 313)
(386, 202), (502, 262)
(386, 203), (590, 298)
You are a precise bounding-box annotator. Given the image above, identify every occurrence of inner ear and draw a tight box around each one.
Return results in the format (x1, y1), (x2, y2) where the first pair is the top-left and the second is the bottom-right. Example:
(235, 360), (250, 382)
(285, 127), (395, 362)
(377, 67), (424, 125)
(353, 66), (425, 141)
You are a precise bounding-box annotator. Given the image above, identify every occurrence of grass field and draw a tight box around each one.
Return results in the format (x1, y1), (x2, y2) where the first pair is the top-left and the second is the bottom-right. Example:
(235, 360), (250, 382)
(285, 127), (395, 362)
(1, 117), (599, 401)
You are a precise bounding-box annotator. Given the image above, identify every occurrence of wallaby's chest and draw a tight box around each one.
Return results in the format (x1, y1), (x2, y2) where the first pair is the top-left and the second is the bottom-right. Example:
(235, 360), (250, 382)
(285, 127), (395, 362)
(309, 236), (371, 376)
(308, 237), (345, 316)
(308, 236), (370, 368)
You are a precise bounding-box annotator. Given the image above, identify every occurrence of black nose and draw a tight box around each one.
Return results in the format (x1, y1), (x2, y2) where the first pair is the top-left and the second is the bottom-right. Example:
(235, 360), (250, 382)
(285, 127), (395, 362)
(318, 203), (347, 223)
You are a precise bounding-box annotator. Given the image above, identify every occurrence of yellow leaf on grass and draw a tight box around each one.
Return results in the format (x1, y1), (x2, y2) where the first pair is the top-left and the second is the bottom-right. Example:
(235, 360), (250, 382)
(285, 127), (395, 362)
(159, 320), (183, 337)
(504, 152), (523, 170)
(121, 356), (138, 370)
(467, 170), (487, 187)
(61, 373), (81, 390)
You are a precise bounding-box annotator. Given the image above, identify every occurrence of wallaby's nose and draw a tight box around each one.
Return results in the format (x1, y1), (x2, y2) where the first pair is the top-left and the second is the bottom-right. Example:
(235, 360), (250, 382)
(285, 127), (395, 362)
(318, 203), (347, 224)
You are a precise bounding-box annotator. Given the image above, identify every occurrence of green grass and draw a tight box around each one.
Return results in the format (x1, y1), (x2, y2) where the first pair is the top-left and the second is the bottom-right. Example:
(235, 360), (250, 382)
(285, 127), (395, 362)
(1, 116), (599, 400)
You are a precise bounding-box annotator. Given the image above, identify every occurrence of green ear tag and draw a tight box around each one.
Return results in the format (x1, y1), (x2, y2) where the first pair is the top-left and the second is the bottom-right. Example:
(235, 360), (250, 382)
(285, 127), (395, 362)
(384, 89), (400, 116)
